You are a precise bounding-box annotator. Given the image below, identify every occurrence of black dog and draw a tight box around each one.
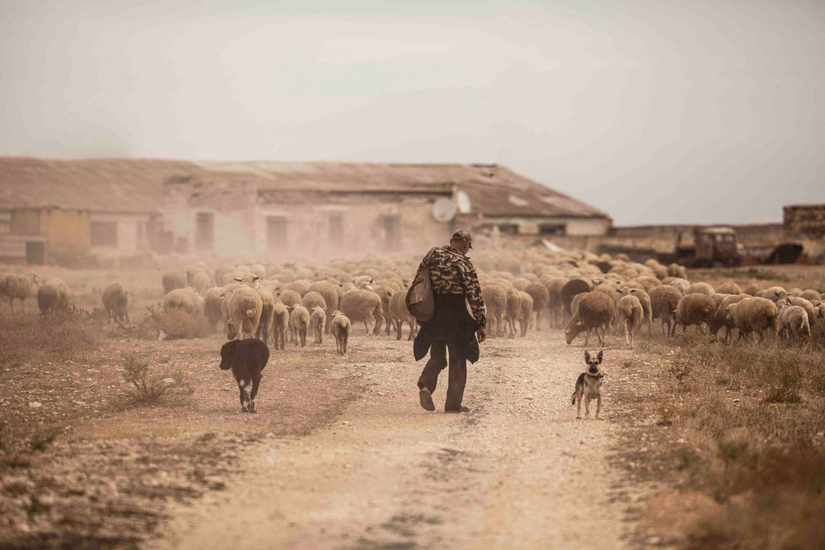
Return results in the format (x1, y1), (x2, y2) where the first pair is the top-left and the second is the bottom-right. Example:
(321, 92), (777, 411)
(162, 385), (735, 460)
(220, 339), (270, 413)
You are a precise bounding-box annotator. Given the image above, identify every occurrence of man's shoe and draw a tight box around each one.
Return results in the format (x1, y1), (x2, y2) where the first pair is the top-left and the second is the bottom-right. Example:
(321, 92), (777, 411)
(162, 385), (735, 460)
(445, 406), (470, 414)
(419, 388), (435, 411)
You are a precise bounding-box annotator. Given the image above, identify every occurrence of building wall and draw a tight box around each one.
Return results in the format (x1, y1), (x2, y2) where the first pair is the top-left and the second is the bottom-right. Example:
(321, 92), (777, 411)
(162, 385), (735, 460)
(475, 216), (610, 237)
(784, 204), (825, 238)
(90, 212), (154, 253)
(10, 208), (90, 253)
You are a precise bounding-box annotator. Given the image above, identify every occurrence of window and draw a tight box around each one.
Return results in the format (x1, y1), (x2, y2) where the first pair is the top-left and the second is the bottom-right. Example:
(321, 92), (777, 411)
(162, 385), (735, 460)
(195, 213), (214, 251)
(538, 223), (565, 236)
(497, 223), (519, 235)
(266, 216), (288, 250)
(91, 221), (118, 247)
(329, 212), (344, 247)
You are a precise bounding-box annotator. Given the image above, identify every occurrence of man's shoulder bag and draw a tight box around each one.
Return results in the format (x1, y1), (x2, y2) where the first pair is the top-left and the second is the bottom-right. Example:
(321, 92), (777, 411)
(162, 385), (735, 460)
(405, 247), (437, 323)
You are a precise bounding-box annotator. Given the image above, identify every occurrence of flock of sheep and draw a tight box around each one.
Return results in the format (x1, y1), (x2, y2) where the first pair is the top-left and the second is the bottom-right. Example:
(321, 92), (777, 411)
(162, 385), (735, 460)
(2, 249), (823, 356)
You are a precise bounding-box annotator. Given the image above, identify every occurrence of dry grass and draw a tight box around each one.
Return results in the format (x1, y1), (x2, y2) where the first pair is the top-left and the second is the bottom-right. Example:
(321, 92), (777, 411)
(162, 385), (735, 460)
(115, 353), (193, 408)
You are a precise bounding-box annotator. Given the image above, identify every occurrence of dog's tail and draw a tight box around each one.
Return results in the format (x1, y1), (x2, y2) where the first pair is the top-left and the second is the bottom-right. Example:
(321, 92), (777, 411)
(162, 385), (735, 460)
(571, 391), (577, 405)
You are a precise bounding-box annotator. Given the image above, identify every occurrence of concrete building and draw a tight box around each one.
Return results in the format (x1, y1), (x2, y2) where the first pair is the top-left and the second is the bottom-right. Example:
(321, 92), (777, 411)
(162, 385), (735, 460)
(0, 157), (612, 261)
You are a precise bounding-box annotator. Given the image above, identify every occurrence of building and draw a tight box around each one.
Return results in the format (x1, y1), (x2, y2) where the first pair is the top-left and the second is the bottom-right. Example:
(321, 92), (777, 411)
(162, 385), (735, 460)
(0, 157), (612, 260)
(784, 204), (825, 238)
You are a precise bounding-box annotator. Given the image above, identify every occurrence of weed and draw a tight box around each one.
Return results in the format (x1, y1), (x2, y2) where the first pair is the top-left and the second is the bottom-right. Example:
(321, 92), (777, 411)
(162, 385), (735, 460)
(30, 428), (60, 452)
(116, 353), (193, 408)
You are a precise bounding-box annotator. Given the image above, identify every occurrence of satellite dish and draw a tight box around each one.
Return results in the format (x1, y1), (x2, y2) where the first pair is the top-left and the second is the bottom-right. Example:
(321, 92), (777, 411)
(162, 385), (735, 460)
(456, 190), (471, 214)
(432, 198), (456, 222)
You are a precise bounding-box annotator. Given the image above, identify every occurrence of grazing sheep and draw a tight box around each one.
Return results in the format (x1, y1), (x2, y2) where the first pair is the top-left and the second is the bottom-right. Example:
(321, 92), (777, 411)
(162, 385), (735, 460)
(649, 285), (682, 337)
(226, 283), (263, 341)
(203, 287), (225, 333)
(219, 339), (269, 413)
(482, 284), (508, 338)
(308, 281), (339, 333)
(162, 270), (187, 294)
(616, 294), (644, 348)
(191, 270), (213, 295)
(389, 290), (418, 341)
(163, 288), (202, 317)
(755, 286), (787, 302)
(619, 287), (653, 336)
(725, 297), (779, 345)
(667, 263), (687, 279)
(302, 291), (328, 314)
(256, 288), (276, 345)
(271, 303), (289, 350)
(776, 300), (811, 340)
(800, 289), (822, 304)
(685, 282), (714, 296)
(2, 273), (38, 314)
(517, 291), (534, 337)
(371, 284), (395, 335)
(783, 296), (817, 327)
(675, 293), (716, 334)
(37, 279), (71, 315)
(715, 281), (742, 295)
(545, 277), (567, 328)
(278, 289), (303, 309)
(633, 276), (662, 292)
(524, 282), (550, 331)
(288, 304), (310, 347)
(712, 294), (748, 342)
(339, 289), (384, 336)
(310, 306), (326, 344)
(564, 291), (614, 346)
(330, 310), (351, 356)
(101, 282), (131, 326)
(285, 280), (312, 296)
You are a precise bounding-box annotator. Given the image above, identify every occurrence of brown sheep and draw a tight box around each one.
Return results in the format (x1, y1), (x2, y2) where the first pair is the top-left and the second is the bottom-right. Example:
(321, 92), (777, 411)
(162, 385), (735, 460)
(226, 279), (263, 341)
(619, 287), (652, 336)
(2, 273), (38, 314)
(685, 282), (715, 296)
(339, 289), (384, 336)
(271, 303), (289, 350)
(524, 282), (550, 331)
(725, 297), (779, 344)
(715, 281), (742, 295)
(256, 288), (276, 345)
(616, 294), (643, 349)
(288, 305), (310, 347)
(712, 294), (748, 342)
(755, 286), (787, 302)
(504, 286), (522, 339)
(389, 290), (418, 341)
(308, 281), (340, 333)
(163, 288), (202, 317)
(37, 279), (71, 316)
(675, 293), (716, 334)
(330, 310), (351, 356)
(203, 287), (225, 333)
(517, 291), (533, 337)
(482, 285), (507, 338)
(565, 292), (614, 346)
(648, 285), (682, 336)
(310, 306), (326, 344)
(101, 282), (130, 326)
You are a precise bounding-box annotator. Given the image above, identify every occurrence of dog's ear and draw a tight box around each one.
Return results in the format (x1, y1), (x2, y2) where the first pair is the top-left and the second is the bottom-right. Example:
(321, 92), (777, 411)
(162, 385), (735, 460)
(584, 350), (591, 363)
(597, 350), (604, 364)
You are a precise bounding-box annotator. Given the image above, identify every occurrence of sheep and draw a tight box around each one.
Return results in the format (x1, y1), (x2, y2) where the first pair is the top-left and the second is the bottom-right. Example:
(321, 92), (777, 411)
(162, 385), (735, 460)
(191, 270), (213, 295)
(163, 288), (202, 317)
(302, 291), (328, 314)
(725, 297), (779, 345)
(616, 294), (644, 348)
(2, 273), (38, 314)
(101, 282), (131, 326)
(675, 293), (716, 334)
(667, 263), (687, 279)
(669, 278), (691, 294)
(712, 294), (749, 342)
(524, 282), (550, 331)
(226, 283), (263, 341)
(715, 281), (742, 295)
(256, 288), (276, 345)
(271, 303), (289, 350)
(648, 285), (682, 337)
(307, 281), (339, 333)
(783, 296), (817, 327)
(162, 270), (187, 294)
(633, 276), (662, 292)
(339, 289), (384, 336)
(564, 291), (614, 346)
(330, 310), (351, 356)
(517, 291), (534, 337)
(277, 289), (303, 309)
(561, 279), (591, 316)
(755, 286), (787, 302)
(502, 286), (523, 339)
(685, 282), (714, 296)
(371, 284), (395, 335)
(288, 304), (310, 347)
(285, 280), (312, 296)
(800, 289), (822, 304)
(219, 339), (269, 413)
(389, 289), (418, 341)
(545, 277), (568, 328)
(202, 287), (225, 333)
(481, 284), (508, 338)
(776, 300), (811, 340)
(37, 279), (71, 315)
(619, 287), (653, 336)
(309, 306), (327, 344)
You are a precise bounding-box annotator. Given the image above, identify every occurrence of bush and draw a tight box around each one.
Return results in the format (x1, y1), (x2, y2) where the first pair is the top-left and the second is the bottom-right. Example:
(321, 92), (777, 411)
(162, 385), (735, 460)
(116, 353), (193, 408)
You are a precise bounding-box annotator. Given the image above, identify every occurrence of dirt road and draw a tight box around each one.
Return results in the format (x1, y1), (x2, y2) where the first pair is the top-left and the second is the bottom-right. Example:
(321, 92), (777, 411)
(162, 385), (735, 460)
(153, 331), (639, 549)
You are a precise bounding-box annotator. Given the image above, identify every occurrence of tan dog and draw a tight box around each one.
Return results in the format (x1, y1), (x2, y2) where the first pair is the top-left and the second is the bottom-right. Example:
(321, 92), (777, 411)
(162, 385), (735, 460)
(571, 350), (605, 419)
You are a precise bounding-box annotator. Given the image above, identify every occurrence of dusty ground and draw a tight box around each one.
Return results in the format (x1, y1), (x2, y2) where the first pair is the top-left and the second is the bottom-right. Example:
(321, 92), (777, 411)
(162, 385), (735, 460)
(150, 328), (646, 550)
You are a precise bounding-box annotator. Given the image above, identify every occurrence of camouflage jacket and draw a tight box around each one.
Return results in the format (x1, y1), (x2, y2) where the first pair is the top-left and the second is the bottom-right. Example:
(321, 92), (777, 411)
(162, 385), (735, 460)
(415, 245), (486, 328)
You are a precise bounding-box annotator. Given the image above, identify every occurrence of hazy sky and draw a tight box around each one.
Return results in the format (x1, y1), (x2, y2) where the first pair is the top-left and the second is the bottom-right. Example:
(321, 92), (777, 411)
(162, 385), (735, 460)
(1, 0), (823, 225)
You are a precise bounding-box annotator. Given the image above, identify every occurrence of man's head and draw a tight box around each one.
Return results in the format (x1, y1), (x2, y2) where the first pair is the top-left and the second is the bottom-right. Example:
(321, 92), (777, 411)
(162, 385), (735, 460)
(450, 229), (473, 254)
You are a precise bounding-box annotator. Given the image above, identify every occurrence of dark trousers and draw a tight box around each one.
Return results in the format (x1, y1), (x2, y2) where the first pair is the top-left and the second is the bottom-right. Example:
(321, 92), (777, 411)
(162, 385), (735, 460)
(417, 341), (467, 411)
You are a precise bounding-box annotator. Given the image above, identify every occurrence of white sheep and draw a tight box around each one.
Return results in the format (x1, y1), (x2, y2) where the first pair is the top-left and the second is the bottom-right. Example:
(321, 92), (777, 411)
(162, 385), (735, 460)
(776, 300), (811, 340)
(3, 273), (38, 314)
(616, 294), (643, 349)
(330, 310), (351, 356)
(288, 304), (310, 347)
(226, 274), (263, 341)
(725, 297), (779, 345)
(309, 306), (326, 344)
